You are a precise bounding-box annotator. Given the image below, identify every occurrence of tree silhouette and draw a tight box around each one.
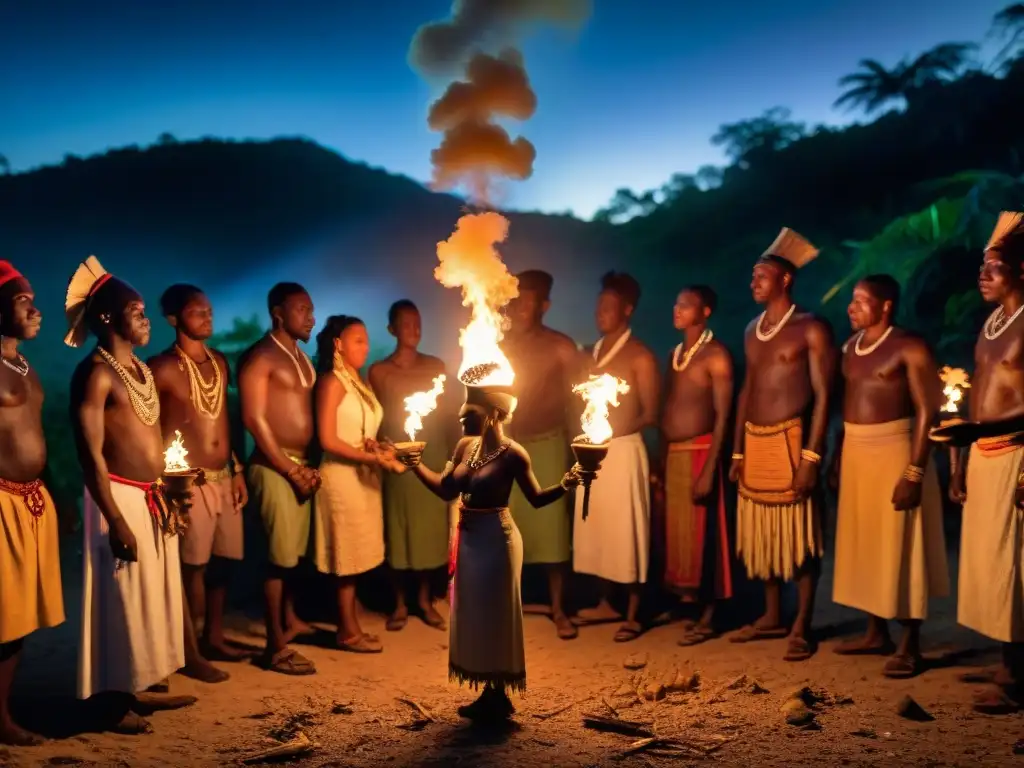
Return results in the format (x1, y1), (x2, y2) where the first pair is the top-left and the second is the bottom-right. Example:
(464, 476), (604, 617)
(710, 107), (807, 169)
(990, 4), (1024, 70)
(156, 132), (179, 146)
(0, 154), (9, 175)
(834, 42), (977, 114)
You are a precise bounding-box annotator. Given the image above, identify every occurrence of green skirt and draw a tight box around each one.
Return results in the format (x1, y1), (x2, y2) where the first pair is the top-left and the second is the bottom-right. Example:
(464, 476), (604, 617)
(509, 429), (572, 564)
(384, 435), (450, 571)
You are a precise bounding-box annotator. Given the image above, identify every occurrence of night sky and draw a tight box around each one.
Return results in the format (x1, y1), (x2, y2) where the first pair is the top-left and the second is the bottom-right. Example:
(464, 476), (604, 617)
(0, 0), (1007, 219)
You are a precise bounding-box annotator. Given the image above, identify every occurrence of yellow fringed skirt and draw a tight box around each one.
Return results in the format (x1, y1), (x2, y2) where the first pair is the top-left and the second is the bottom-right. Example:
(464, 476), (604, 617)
(736, 419), (822, 581)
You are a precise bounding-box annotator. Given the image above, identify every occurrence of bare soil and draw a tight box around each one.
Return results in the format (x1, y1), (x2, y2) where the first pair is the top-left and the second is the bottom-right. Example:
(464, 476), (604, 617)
(3, 546), (1022, 768)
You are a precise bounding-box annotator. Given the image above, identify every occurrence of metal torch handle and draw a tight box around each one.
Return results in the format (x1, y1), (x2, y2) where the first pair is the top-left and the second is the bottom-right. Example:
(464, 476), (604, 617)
(581, 478), (593, 521)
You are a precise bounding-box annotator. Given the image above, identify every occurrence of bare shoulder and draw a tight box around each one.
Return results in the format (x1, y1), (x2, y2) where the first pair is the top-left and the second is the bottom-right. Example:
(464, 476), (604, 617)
(71, 354), (112, 398)
(797, 312), (834, 343)
(452, 436), (476, 461)
(627, 337), (657, 364)
(146, 349), (177, 371)
(543, 326), (577, 349)
(418, 353), (446, 374)
(238, 338), (273, 375)
(508, 439), (530, 465)
(705, 338), (733, 368)
(893, 329), (932, 360)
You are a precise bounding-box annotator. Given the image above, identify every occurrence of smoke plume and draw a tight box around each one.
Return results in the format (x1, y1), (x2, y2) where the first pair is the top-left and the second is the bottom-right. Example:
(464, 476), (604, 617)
(410, 0), (590, 198)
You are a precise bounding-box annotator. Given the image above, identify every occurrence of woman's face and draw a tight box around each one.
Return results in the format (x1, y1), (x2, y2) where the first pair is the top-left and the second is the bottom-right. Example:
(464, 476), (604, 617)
(459, 405), (487, 437)
(336, 322), (370, 369)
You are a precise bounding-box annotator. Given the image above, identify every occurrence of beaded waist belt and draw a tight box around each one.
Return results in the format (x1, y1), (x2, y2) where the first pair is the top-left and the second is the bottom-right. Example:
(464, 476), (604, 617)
(0, 477), (46, 518)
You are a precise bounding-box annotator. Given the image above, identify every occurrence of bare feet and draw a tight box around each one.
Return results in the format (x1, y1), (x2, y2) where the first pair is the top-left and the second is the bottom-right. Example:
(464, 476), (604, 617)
(833, 634), (895, 656)
(882, 653), (922, 679)
(386, 606), (408, 632)
(282, 620), (315, 644)
(201, 640), (257, 663)
(573, 601), (622, 625)
(0, 719), (45, 746)
(182, 657), (230, 684)
(110, 711), (153, 735)
(420, 602), (447, 630)
(553, 612), (578, 640)
(131, 693), (199, 716)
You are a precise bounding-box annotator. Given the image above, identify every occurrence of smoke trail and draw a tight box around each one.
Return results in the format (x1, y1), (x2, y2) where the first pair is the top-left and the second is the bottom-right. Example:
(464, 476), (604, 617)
(410, 0), (590, 199)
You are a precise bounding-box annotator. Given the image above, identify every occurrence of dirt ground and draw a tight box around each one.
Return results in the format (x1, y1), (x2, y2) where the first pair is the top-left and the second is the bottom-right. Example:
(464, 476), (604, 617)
(3, 545), (1023, 768)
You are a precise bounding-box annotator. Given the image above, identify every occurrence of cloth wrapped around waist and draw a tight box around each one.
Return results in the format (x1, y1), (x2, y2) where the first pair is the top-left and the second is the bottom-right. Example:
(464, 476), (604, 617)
(739, 418), (804, 504)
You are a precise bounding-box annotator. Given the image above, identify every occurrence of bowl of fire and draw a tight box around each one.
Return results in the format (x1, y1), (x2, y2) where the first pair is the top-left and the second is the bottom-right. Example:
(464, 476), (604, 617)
(161, 468), (201, 498)
(571, 437), (610, 475)
(392, 441), (427, 458)
(929, 415), (1024, 447)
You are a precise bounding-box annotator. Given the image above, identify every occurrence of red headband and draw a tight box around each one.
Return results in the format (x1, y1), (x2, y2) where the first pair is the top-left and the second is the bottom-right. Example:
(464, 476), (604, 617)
(88, 273), (113, 297)
(0, 261), (24, 290)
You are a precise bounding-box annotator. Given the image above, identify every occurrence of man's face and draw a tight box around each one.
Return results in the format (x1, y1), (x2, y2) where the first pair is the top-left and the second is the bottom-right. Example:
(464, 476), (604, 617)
(0, 278), (41, 341)
(176, 293), (214, 341)
(459, 405), (486, 436)
(596, 289), (630, 335)
(118, 295), (151, 347)
(979, 250), (1020, 304)
(389, 307), (421, 349)
(750, 261), (788, 305)
(847, 283), (887, 331)
(277, 292), (315, 343)
(507, 288), (547, 334)
(672, 290), (707, 331)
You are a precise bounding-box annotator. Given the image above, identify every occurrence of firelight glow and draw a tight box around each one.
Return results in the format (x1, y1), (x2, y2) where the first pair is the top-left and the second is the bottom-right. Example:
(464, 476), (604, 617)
(433, 212), (519, 387)
(573, 373), (630, 444)
(939, 366), (970, 413)
(163, 430), (191, 474)
(404, 374), (447, 441)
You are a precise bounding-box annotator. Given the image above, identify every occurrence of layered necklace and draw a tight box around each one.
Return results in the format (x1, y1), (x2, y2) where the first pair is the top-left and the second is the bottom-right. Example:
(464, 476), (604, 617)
(672, 329), (713, 372)
(269, 332), (315, 388)
(467, 437), (510, 470)
(755, 303), (796, 342)
(98, 347), (160, 426)
(853, 326), (893, 356)
(0, 338), (29, 377)
(593, 328), (631, 369)
(984, 303), (1024, 340)
(335, 354), (380, 445)
(175, 344), (223, 419)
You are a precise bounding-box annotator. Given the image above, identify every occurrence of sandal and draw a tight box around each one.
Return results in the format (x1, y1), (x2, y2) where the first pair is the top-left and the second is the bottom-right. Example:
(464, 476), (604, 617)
(386, 614), (408, 632)
(729, 624), (788, 643)
(677, 625), (718, 647)
(259, 647), (316, 675)
(783, 636), (814, 662)
(554, 615), (578, 640)
(111, 711), (153, 735)
(833, 638), (896, 656)
(972, 685), (1022, 715)
(882, 653), (921, 679)
(337, 634), (383, 654)
(613, 622), (643, 643)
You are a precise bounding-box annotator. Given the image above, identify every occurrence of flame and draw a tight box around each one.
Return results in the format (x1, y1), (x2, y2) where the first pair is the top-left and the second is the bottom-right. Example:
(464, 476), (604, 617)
(404, 374), (447, 441)
(434, 211), (519, 387)
(163, 430), (191, 474)
(939, 366), (971, 414)
(572, 374), (630, 445)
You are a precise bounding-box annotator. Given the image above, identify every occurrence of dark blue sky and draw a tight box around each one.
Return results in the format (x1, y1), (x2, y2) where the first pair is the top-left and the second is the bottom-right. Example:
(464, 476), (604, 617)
(0, 0), (1007, 218)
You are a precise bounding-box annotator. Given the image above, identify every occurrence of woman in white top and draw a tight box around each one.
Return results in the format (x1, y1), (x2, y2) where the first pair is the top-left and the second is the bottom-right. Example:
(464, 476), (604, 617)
(313, 315), (401, 653)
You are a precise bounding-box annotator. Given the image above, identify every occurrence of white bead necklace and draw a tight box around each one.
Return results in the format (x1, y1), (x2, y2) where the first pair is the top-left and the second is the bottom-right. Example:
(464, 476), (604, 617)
(853, 325), (893, 356)
(755, 304), (796, 342)
(672, 329), (713, 371)
(593, 328), (631, 369)
(269, 332), (315, 388)
(983, 304), (1024, 341)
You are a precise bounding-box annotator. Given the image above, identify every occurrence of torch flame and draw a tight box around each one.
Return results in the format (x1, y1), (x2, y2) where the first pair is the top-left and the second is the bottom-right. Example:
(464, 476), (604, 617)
(163, 430), (191, 474)
(573, 374), (630, 445)
(403, 374), (447, 441)
(939, 366), (970, 414)
(434, 211), (518, 387)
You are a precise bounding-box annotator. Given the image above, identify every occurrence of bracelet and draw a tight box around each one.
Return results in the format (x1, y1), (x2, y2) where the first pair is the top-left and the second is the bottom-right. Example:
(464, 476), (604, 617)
(800, 449), (822, 464)
(903, 464), (924, 483)
(731, 453), (744, 461)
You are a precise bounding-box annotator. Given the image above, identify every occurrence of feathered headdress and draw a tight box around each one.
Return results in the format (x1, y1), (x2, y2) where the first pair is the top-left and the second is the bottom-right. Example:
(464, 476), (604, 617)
(0, 261), (24, 290)
(985, 211), (1024, 252)
(761, 227), (820, 269)
(64, 256), (113, 348)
